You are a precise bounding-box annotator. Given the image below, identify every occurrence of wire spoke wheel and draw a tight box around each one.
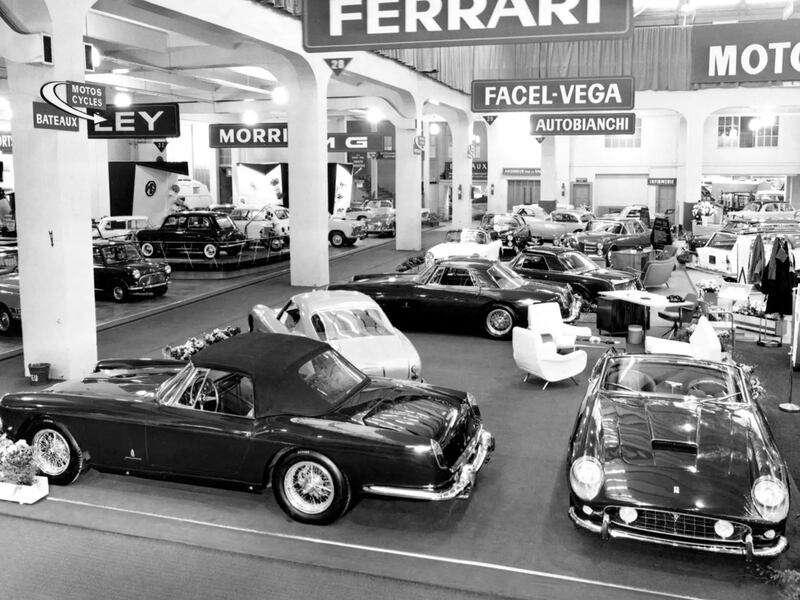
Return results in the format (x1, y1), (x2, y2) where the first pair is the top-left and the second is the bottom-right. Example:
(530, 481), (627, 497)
(283, 461), (335, 515)
(485, 307), (513, 338)
(0, 309), (11, 332)
(32, 429), (71, 476)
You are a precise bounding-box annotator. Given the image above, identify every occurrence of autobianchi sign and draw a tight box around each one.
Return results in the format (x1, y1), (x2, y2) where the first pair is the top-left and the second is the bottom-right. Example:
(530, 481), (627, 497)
(302, 0), (632, 51)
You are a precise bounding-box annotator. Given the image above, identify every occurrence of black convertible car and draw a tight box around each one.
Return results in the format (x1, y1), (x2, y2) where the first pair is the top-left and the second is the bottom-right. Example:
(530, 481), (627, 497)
(508, 246), (640, 305)
(329, 258), (581, 339)
(568, 352), (789, 558)
(137, 211), (246, 260)
(0, 333), (493, 525)
(93, 240), (171, 302)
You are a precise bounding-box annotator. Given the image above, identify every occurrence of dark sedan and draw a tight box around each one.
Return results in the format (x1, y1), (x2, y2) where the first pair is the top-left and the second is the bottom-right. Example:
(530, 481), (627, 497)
(137, 211), (246, 260)
(560, 218), (650, 261)
(328, 258), (581, 339)
(0, 333), (494, 525)
(508, 246), (641, 306)
(93, 240), (170, 302)
(568, 352), (789, 558)
(479, 213), (532, 257)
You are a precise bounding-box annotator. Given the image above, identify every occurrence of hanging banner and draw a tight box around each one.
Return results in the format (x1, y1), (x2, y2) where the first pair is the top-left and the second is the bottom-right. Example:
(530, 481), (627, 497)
(691, 20), (800, 84)
(87, 103), (180, 138)
(303, 0), (633, 52)
(472, 76), (634, 112)
(530, 113), (636, 135)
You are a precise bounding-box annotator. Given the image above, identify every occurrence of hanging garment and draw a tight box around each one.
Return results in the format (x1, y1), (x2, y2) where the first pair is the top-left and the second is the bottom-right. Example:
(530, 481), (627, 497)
(762, 238), (793, 315)
(746, 234), (765, 284)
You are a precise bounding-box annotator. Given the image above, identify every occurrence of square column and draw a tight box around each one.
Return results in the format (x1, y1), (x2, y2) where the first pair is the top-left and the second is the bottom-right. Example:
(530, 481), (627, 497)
(394, 126), (422, 250)
(677, 115), (705, 228)
(449, 119), (473, 229)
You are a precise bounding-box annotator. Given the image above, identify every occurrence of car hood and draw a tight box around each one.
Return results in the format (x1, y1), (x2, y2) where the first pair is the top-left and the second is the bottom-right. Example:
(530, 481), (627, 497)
(597, 394), (765, 518)
(347, 273), (417, 286)
(583, 267), (637, 283)
(327, 334), (419, 380)
(39, 366), (181, 401)
(104, 261), (167, 274)
(576, 231), (617, 243)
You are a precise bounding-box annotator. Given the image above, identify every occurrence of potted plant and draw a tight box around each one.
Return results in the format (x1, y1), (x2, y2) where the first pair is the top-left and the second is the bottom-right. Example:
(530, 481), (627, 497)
(696, 279), (721, 305)
(163, 326), (241, 360)
(692, 200), (715, 225)
(0, 435), (48, 504)
(731, 298), (783, 337)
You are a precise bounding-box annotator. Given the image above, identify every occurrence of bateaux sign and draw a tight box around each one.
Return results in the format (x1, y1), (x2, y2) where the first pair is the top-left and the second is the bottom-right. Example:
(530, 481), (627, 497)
(530, 112), (636, 135)
(472, 76), (634, 112)
(303, 0), (632, 52)
(692, 20), (800, 83)
(87, 103), (180, 138)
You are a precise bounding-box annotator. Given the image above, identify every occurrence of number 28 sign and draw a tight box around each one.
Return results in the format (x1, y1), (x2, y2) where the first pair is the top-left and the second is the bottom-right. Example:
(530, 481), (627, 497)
(324, 57), (353, 76)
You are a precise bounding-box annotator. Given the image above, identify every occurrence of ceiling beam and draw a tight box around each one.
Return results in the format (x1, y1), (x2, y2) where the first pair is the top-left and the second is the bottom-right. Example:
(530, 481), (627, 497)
(85, 10), (168, 52)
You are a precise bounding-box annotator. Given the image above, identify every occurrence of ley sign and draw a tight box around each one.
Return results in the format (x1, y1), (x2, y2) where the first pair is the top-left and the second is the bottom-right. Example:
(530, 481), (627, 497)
(303, 0), (632, 52)
(87, 103), (180, 138)
(472, 76), (634, 112)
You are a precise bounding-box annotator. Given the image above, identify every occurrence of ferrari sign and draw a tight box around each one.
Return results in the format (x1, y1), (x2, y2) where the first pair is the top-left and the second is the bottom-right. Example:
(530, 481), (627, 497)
(303, 0), (632, 52)
(473, 77), (634, 112)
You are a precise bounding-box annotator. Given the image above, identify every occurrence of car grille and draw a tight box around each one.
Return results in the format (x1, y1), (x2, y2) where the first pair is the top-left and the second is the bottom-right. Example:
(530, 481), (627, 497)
(352, 225), (365, 235)
(582, 242), (598, 255)
(140, 272), (167, 286)
(608, 507), (750, 542)
(441, 412), (480, 467)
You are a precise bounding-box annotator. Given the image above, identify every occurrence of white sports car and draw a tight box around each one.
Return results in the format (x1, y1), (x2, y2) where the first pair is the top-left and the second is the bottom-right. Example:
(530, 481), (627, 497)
(425, 229), (502, 262)
(248, 290), (422, 380)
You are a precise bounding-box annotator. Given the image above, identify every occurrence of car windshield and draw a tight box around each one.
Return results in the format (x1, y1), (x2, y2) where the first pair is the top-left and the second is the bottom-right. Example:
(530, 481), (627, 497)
(445, 230), (485, 244)
(297, 349), (369, 407)
(493, 217), (518, 229)
(273, 208), (289, 220)
(311, 308), (392, 341)
(560, 252), (598, 272)
(707, 233), (736, 250)
(487, 262), (524, 289)
(101, 244), (142, 264)
(601, 356), (741, 401)
(157, 362), (196, 404)
(215, 216), (235, 229)
(586, 220), (618, 233)
(741, 202), (762, 211)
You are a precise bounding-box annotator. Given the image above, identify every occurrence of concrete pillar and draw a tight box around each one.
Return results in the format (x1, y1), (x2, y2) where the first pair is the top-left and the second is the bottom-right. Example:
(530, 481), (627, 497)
(786, 175), (800, 208)
(486, 119), (506, 214)
(88, 138), (110, 217)
(7, 0), (98, 378)
(677, 114), (706, 227)
(448, 115), (473, 229)
(541, 136), (571, 209)
(285, 61), (330, 287)
(422, 121), (431, 210)
(394, 124), (422, 250)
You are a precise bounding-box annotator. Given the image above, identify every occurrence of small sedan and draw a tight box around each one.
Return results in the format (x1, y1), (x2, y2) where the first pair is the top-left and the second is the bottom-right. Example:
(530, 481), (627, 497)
(479, 214), (532, 256)
(137, 211), (247, 260)
(426, 229), (501, 262)
(229, 205), (290, 251)
(568, 353), (789, 558)
(561, 218), (651, 261)
(526, 209), (594, 243)
(93, 240), (171, 302)
(249, 290), (421, 380)
(0, 332), (494, 525)
(366, 213), (396, 237)
(508, 246), (640, 305)
(328, 257), (580, 339)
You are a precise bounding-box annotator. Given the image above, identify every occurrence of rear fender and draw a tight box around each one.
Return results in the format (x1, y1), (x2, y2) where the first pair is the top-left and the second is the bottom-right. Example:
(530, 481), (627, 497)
(250, 304), (290, 334)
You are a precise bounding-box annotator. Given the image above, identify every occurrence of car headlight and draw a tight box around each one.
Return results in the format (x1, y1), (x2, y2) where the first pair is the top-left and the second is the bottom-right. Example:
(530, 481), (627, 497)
(164, 265), (172, 275)
(131, 269), (141, 280)
(506, 234), (514, 241)
(465, 392), (477, 408)
(409, 363), (420, 380)
(430, 439), (446, 468)
(570, 456), (604, 501)
(424, 251), (434, 263)
(752, 476), (789, 522)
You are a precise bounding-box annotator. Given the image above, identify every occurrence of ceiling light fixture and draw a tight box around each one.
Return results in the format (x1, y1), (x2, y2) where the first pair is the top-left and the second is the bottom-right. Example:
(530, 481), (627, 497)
(113, 92), (132, 107)
(272, 86), (288, 105)
(429, 122), (441, 135)
(242, 109), (258, 125)
(111, 68), (130, 74)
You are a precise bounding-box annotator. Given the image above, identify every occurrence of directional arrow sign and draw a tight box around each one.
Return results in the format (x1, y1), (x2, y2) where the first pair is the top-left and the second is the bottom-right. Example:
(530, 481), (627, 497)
(40, 81), (106, 124)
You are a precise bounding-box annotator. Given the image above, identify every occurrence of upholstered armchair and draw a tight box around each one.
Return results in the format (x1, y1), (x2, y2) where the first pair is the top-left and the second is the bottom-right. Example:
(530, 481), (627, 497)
(644, 316), (723, 362)
(528, 302), (591, 351)
(512, 327), (587, 389)
(640, 256), (677, 289)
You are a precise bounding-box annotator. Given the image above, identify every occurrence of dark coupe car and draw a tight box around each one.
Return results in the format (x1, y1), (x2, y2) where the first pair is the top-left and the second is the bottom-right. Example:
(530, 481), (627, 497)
(328, 258), (581, 339)
(568, 352), (789, 558)
(508, 246), (641, 306)
(0, 333), (494, 525)
(479, 213), (532, 257)
(93, 240), (171, 302)
(137, 211), (246, 260)
(561, 218), (650, 261)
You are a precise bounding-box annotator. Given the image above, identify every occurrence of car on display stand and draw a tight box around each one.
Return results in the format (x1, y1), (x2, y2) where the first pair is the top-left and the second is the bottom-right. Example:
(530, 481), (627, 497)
(0, 248), (21, 335)
(92, 240), (171, 302)
(328, 257), (581, 339)
(0, 332), (494, 525)
(421, 208), (440, 227)
(95, 216), (153, 241)
(525, 209), (595, 243)
(727, 200), (797, 222)
(511, 204), (549, 225)
(568, 352), (789, 558)
(366, 213), (396, 237)
(560, 218), (651, 262)
(334, 200), (396, 221)
(229, 204), (290, 251)
(425, 229), (502, 262)
(508, 246), (641, 306)
(478, 213), (532, 257)
(605, 204), (652, 228)
(328, 216), (366, 247)
(137, 211), (247, 260)
(249, 290), (421, 380)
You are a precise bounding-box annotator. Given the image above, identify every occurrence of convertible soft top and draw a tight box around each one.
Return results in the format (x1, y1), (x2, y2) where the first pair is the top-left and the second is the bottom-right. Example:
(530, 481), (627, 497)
(193, 332), (334, 417)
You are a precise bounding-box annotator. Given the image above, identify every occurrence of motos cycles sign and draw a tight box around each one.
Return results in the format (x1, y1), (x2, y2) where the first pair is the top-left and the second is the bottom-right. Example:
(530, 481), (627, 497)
(209, 124), (392, 152)
(472, 76), (634, 112)
(303, 0), (632, 52)
(692, 20), (800, 83)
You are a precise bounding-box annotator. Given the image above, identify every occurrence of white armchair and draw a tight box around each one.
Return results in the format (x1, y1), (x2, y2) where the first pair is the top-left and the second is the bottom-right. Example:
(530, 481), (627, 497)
(644, 316), (722, 362)
(512, 327), (587, 389)
(528, 302), (591, 351)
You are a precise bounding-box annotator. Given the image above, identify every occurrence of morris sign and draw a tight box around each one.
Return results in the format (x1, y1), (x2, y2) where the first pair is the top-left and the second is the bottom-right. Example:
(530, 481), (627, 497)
(472, 76), (634, 112)
(692, 20), (800, 83)
(303, 0), (632, 51)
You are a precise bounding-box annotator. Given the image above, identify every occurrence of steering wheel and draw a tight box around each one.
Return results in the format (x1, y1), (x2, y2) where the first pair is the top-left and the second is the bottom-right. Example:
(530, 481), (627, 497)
(685, 378), (728, 398)
(607, 370), (656, 393)
(189, 377), (219, 412)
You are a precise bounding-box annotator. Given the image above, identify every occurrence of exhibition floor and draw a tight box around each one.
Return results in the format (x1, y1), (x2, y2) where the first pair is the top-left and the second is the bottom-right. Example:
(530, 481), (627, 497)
(0, 232), (797, 599)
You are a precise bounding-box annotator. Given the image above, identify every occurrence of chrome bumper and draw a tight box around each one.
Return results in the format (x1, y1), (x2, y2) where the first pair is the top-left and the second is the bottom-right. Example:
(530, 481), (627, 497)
(568, 507), (788, 558)
(364, 429), (494, 502)
(563, 299), (582, 323)
(128, 282), (168, 292)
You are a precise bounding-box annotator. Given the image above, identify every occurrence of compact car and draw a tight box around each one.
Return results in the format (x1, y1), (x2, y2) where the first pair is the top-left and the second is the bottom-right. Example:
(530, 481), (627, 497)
(137, 211), (247, 260)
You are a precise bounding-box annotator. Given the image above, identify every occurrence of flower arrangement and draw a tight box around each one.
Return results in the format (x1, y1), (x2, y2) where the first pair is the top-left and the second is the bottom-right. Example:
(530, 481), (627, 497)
(692, 200), (715, 220)
(738, 363), (766, 401)
(0, 435), (36, 486)
(732, 298), (767, 318)
(163, 326), (241, 361)
(695, 279), (721, 294)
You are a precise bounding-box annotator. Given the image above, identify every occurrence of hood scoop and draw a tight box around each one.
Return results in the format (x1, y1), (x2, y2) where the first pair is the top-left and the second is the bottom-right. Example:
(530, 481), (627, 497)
(651, 439), (697, 454)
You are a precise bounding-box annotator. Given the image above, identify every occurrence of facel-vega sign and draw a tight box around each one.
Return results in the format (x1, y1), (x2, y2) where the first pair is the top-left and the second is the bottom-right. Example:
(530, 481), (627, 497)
(472, 76), (634, 112)
(303, 0), (632, 51)
(692, 20), (800, 83)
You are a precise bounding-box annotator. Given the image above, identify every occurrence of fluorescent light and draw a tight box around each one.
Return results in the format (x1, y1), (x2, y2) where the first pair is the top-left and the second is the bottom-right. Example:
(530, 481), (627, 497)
(366, 107), (382, 123)
(429, 122), (441, 135)
(271, 86), (288, 105)
(113, 92), (131, 107)
(91, 47), (102, 68)
(242, 109), (258, 125)
(111, 68), (130, 74)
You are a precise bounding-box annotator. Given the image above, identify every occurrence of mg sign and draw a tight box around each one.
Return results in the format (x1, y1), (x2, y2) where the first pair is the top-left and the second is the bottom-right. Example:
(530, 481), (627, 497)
(303, 0), (632, 52)
(327, 133), (389, 152)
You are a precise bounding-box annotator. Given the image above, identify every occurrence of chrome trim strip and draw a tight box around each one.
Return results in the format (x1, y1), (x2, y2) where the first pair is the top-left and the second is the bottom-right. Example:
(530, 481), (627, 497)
(568, 507), (787, 558)
(363, 430), (494, 501)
